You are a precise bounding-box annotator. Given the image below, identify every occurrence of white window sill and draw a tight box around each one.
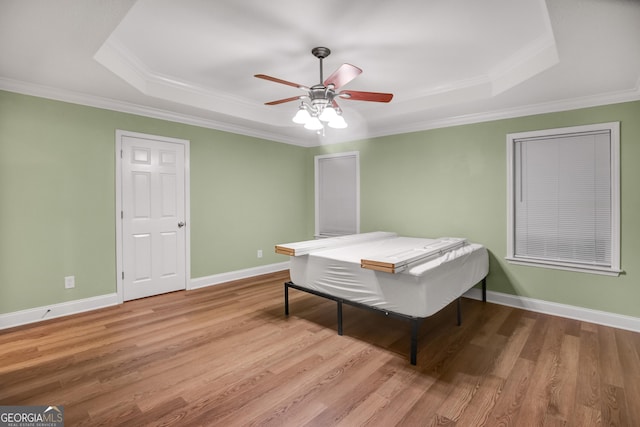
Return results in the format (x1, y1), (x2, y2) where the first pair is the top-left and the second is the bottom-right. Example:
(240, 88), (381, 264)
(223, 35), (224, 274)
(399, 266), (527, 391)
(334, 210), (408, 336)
(505, 257), (623, 277)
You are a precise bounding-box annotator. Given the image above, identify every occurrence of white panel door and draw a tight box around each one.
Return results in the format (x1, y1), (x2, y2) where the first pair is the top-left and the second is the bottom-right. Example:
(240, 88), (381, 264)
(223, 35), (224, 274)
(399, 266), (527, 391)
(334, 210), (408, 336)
(122, 136), (186, 301)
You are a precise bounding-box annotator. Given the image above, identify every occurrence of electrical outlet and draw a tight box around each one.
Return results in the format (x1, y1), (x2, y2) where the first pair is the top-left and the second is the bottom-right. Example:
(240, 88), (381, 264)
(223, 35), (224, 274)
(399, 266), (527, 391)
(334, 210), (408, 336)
(64, 275), (75, 289)
(257, 249), (263, 258)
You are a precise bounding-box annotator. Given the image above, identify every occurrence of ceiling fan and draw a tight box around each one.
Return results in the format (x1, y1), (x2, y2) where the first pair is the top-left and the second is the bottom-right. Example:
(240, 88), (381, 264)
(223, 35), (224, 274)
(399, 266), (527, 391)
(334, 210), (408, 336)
(255, 47), (393, 132)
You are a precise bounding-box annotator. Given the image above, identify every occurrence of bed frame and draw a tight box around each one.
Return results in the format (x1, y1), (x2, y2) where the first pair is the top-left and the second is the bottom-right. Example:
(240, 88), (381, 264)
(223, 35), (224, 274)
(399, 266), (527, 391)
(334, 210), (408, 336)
(284, 278), (487, 365)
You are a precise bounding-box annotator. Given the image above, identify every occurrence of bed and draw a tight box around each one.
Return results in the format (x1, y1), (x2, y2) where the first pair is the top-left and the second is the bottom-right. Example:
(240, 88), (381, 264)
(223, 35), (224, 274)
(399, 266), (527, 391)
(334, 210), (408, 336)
(275, 232), (489, 364)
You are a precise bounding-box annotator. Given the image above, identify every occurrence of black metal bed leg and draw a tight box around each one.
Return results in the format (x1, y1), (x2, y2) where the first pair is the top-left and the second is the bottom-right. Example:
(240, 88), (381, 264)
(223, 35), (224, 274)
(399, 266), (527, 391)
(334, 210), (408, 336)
(337, 300), (343, 336)
(284, 283), (289, 316)
(482, 277), (487, 302)
(457, 297), (462, 326)
(410, 319), (421, 365)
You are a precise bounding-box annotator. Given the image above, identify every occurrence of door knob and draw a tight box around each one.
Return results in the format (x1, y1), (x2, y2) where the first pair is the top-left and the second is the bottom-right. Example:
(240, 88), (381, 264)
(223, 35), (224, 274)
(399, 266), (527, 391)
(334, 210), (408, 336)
(178, 221), (185, 228)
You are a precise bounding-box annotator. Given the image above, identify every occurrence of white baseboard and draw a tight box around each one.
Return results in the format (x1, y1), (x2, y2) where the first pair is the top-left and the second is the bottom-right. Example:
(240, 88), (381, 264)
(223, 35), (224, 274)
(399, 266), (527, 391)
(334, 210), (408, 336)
(0, 262), (290, 330)
(189, 261), (290, 290)
(464, 288), (640, 333)
(0, 293), (119, 330)
(4, 268), (638, 334)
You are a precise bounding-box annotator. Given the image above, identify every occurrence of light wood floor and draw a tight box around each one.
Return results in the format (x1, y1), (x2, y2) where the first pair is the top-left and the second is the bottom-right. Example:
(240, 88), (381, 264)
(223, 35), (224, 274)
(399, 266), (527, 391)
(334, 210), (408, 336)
(1, 271), (639, 426)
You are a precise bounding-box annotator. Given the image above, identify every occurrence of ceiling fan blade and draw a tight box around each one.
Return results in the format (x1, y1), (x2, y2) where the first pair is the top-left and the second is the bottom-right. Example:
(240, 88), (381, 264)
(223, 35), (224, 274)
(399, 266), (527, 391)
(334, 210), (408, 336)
(339, 90), (393, 103)
(265, 96), (302, 105)
(255, 74), (309, 90)
(324, 64), (362, 89)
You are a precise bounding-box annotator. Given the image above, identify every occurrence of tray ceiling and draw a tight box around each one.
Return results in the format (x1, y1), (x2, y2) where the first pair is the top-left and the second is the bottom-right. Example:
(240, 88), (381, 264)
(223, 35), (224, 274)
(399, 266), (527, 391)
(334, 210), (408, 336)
(1, 0), (639, 146)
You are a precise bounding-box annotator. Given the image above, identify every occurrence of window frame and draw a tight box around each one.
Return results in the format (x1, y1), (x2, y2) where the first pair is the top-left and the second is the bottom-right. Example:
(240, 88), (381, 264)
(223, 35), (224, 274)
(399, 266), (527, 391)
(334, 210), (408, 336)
(506, 122), (621, 276)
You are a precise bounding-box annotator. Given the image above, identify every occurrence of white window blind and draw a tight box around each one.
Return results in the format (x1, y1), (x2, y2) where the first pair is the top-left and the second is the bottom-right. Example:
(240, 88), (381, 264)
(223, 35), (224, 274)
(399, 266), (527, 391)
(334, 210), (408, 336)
(315, 152), (359, 237)
(506, 123), (620, 275)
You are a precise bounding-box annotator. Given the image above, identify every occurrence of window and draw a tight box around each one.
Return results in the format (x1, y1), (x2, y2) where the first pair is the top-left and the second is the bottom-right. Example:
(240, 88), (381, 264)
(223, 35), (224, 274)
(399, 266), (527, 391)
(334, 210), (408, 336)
(506, 122), (620, 276)
(315, 152), (360, 237)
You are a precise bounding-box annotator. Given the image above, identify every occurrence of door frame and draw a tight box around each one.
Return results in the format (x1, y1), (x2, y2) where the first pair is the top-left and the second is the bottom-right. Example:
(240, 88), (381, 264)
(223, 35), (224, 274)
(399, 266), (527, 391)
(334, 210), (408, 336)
(115, 129), (191, 304)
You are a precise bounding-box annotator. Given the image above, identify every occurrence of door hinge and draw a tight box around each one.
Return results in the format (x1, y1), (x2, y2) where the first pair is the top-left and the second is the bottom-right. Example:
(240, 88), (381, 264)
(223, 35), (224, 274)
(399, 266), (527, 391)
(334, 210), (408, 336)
(122, 271), (124, 280)
(121, 210), (123, 219)
(120, 149), (123, 158)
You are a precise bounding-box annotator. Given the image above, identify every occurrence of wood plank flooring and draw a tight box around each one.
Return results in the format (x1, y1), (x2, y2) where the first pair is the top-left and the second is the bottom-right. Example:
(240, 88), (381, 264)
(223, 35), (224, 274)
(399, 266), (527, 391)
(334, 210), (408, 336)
(1, 271), (639, 426)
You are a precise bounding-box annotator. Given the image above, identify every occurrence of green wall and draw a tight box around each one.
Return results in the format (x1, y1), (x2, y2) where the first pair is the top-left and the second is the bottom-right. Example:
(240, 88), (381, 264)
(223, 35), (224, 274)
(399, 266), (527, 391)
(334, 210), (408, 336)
(0, 90), (308, 313)
(2, 89), (639, 320)
(309, 101), (640, 318)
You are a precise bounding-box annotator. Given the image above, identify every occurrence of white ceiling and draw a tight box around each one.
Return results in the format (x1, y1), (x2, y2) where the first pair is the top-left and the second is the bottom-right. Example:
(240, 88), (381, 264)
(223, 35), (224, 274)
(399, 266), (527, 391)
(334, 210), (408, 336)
(1, 0), (639, 146)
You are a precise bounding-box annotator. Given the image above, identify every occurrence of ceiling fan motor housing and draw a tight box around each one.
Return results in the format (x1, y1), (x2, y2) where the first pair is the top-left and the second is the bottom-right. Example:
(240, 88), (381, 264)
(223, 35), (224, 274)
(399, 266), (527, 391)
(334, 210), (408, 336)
(309, 84), (335, 110)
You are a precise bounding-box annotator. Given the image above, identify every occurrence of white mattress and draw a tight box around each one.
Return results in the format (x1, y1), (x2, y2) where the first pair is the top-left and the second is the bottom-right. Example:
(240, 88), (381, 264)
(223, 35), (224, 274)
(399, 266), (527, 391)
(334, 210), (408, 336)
(288, 235), (488, 318)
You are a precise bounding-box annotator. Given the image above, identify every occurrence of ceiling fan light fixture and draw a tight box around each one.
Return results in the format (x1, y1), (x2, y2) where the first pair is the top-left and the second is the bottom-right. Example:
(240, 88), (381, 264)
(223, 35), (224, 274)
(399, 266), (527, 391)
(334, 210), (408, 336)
(292, 106), (311, 124)
(319, 106), (338, 122)
(304, 116), (323, 130)
(328, 114), (347, 129)
(256, 46), (392, 135)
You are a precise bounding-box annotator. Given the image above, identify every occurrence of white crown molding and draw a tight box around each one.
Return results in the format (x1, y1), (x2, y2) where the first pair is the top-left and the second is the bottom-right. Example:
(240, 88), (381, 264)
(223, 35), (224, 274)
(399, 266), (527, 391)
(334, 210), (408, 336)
(93, 0), (560, 130)
(2, 76), (639, 148)
(94, 38), (288, 126)
(372, 85), (640, 140)
(366, 36), (559, 116)
(0, 77), (303, 146)
(464, 288), (640, 333)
